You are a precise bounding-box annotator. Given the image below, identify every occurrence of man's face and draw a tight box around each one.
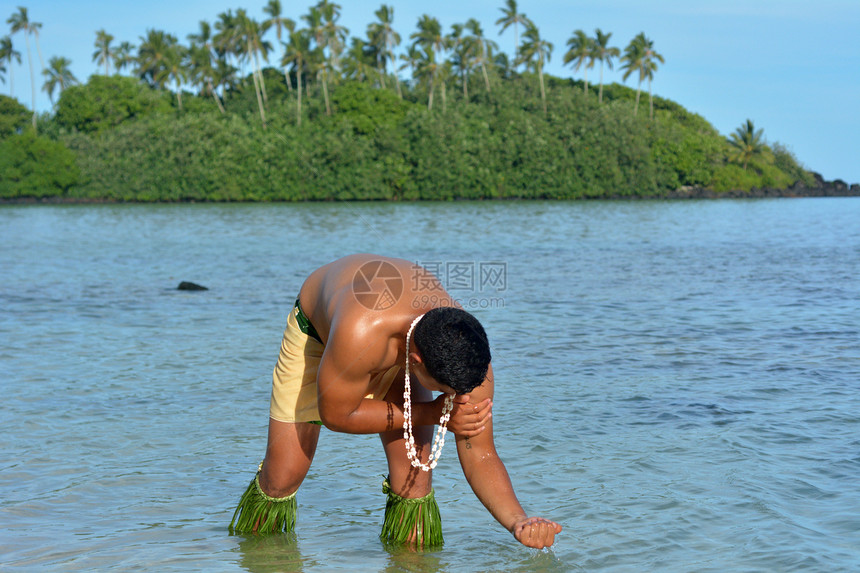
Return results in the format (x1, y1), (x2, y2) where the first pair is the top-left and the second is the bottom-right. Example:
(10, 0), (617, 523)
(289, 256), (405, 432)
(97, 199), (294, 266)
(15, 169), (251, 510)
(412, 360), (457, 395)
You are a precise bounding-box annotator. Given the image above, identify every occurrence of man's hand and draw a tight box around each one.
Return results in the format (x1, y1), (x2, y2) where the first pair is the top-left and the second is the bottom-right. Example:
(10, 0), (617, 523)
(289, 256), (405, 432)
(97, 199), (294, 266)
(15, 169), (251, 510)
(440, 394), (492, 437)
(512, 516), (563, 549)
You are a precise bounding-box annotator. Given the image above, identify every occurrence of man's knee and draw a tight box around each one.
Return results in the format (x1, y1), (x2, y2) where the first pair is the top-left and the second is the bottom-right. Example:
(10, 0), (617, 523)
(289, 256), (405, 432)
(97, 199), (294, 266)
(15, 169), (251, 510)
(258, 460), (304, 498)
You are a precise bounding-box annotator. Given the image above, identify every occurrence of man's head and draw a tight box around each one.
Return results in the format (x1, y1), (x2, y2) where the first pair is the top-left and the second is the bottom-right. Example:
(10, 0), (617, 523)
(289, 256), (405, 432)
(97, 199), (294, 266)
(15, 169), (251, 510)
(412, 307), (491, 394)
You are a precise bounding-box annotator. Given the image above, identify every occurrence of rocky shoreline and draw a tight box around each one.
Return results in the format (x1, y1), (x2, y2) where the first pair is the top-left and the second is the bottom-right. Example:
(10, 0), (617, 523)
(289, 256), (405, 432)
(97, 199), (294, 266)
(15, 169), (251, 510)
(660, 173), (860, 200)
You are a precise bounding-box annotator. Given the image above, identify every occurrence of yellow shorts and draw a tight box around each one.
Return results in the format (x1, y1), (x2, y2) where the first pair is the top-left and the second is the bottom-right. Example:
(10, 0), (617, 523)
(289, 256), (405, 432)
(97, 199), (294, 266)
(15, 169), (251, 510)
(269, 301), (401, 423)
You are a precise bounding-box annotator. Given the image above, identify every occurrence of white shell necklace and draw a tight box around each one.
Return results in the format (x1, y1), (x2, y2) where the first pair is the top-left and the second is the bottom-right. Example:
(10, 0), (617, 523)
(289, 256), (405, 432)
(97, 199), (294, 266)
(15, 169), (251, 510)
(403, 314), (455, 472)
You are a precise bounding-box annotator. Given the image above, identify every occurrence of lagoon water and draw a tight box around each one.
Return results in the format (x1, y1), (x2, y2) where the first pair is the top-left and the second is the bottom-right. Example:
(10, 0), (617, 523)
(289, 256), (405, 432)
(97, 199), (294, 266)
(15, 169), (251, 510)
(1, 199), (859, 572)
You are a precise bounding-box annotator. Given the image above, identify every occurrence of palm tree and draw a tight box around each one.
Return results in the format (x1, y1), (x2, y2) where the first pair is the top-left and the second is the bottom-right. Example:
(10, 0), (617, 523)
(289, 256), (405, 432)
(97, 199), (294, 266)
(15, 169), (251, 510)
(0, 36), (21, 96)
(112, 41), (135, 75)
(729, 119), (766, 170)
(237, 8), (271, 119)
(136, 29), (176, 89)
(7, 7), (39, 127)
(307, 0), (349, 116)
(466, 19), (496, 93)
(263, 0), (296, 91)
(412, 46), (440, 110)
(29, 18), (45, 73)
(591, 28), (618, 104)
(213, 57), (238, 99)
(564, 29), (593, 96)
(188, 21), (226, 113)
(41, 55), (77, 105)
(516, 22), (553, 114)
(493, 51), (512, 78)
(449, 23), (474, 99)
(411, 15), (446, 67)
(282, 28), (311, 126)
(495, 0), (531, 70)
(398, 43), (421, 81)
(92, 29), (114, 75)
(437, 60), (452, 112)
(214, 9), (243, 62)
(302, 5), (331, 115)
(160, 43), (188, 110)
(263, 0), (292, 44)
(342, 37), (375, 83)
(640, 35), (664, 120)
(367, 4), (401, 96)
(410, 14), (446, 110)
(621, 33), (663, 118)
(320, 1), (348, 73)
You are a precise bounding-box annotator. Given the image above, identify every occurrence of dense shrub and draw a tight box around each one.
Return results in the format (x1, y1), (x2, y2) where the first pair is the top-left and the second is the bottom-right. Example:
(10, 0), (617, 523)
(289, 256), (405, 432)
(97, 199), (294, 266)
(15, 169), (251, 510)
(0, 131), (79, 198)
(8, 72), (814, 201)
(54, 75), (172, 134)
(0, 95), (31, 138)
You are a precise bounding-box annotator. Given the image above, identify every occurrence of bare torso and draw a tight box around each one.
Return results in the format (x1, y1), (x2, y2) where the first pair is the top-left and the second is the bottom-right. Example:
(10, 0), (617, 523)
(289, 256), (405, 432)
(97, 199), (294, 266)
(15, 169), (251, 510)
(298, 254), (451, 377)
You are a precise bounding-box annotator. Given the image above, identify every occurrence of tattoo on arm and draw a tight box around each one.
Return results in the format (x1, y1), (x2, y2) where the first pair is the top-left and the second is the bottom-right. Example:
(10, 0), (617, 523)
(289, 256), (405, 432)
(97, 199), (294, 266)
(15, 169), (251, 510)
(386, 401), (394, 431)
(464, 437), (472, 450)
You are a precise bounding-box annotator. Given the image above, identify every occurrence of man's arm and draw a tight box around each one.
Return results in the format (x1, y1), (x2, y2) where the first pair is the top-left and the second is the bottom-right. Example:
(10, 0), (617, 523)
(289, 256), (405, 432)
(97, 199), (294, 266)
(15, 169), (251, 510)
(316, 326), (490, 435)
(455, 364), (562, 549)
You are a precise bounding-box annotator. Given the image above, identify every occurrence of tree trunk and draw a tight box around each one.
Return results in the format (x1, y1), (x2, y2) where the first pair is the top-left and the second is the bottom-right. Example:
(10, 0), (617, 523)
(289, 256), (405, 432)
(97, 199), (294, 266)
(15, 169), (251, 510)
(296, 59), (303, 127)
(514, 23), (519, 69)
(34, 30), (45, 72)
(254, 49), (268, 105)
(378, 61), (386, 88)
(321, 68), (331, 116)
(283, 68), (292, 92)
(583, 67), (588, 96)
(481, 61), (491, 93)
(247, 43), (267, 128)
(538, 64), (547, 115)
(634, 81), (641, 115)
(251, 62), (267, 128)
(208, 80), (225, 114)
(598, 62), (604, 103)
(648, 77), (654, 120)
(25, 35), (36, 129)
(462, 70), (468, 100)
(427, 75), (434, 110)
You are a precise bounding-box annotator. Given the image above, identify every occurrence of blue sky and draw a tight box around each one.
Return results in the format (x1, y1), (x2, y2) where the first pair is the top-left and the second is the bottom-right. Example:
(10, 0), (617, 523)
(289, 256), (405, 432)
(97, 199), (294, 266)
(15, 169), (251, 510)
(4, 0), (859, 183)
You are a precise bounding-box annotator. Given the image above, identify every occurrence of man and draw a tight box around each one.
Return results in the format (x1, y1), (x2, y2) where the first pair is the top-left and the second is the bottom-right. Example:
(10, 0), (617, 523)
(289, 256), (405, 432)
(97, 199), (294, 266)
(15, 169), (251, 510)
(230, 254), (561, 549)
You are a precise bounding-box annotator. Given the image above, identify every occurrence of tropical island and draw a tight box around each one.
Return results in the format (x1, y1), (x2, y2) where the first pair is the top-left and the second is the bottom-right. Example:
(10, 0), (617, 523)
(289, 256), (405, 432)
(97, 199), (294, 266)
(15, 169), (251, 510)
(1, 1), (857, 202)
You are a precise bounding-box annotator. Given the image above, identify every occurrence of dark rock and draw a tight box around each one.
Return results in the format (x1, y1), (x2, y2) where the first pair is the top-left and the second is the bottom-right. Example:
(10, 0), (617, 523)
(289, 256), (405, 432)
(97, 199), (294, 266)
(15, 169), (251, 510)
(178, 281), (208, 291)
(811, 171), (827, 186)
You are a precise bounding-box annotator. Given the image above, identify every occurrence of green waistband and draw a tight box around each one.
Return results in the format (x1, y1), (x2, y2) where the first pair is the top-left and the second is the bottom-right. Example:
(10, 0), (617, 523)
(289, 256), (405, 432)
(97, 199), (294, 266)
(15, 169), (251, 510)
(294, 298), (323, 344)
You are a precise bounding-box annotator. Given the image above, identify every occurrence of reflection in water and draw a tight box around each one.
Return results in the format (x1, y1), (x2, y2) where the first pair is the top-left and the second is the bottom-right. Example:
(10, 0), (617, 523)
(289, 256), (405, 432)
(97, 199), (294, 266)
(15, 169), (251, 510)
(237, 532), (307, 573)
(381, 544), (445, 573)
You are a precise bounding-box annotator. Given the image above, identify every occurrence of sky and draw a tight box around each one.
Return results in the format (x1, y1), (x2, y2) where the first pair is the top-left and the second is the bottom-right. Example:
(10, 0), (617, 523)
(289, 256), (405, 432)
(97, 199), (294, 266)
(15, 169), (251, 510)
(3, 0), (859, 184)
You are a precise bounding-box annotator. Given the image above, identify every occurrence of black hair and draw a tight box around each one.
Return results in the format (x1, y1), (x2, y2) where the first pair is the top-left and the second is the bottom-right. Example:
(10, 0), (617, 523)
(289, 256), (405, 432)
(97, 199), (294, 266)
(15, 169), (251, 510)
(412, 307), (491, 394)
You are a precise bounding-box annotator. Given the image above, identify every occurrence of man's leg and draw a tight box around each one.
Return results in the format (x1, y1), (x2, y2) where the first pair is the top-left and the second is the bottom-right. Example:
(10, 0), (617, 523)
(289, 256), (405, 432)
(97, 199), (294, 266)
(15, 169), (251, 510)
(260, 418), (320, 497)
(378, 374), (444, 546)
(230, 418), (320, 533)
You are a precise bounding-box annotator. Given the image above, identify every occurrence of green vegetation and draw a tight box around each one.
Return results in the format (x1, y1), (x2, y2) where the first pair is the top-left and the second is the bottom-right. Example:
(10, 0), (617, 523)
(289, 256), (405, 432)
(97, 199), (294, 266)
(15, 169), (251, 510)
(0, 102), (78, 198)
(0, 2), (817, 201)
